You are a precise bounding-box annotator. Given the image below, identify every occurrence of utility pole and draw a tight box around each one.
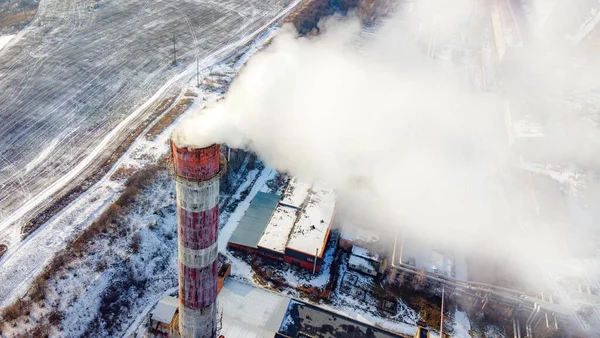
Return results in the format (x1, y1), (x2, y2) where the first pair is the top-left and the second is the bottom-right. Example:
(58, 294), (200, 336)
(172, 34), (177, 66)
(440, 286), (445, 337)
(196, 56), (200, 87)
(313, 248), (319, 274)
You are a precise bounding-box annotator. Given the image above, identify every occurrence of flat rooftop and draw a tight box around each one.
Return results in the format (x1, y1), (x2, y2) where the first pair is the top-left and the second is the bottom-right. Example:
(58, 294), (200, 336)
(230, 178), (336, 258)
(279, 299), (405, 338)
(218, 279), (291, 338)
(258, 204), (298, 253)
(286, 186), (336, 256)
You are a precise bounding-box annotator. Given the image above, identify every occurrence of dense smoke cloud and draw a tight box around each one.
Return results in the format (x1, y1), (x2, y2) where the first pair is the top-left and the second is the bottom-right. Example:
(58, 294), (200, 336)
(173, 1), (600, 287)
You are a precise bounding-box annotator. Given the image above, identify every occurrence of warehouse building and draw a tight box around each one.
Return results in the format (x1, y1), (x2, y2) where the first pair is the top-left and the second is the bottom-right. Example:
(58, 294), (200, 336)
(228, 178), (336, 272)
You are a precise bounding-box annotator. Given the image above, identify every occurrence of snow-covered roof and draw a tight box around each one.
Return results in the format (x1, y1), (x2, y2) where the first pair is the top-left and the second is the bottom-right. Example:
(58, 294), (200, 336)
(251, 179), (336, 257)
(351, 245), (380, 262)
(280, 177), (311, 208)
(286, 186), (336, 256)
(151, 296), (178, 324)
(218, 279), (291, 338)
(349, 255), (377, 274)
(257, 205), (298, 253)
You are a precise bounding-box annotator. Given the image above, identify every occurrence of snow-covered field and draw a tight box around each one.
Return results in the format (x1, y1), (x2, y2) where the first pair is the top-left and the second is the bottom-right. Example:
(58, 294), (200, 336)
(0, 7), (297, 306)
(0, 0), (299, 253)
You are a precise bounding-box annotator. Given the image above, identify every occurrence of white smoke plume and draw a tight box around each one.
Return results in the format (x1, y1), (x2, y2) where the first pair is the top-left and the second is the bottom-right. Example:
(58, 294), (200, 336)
(173, 1), (600, 291)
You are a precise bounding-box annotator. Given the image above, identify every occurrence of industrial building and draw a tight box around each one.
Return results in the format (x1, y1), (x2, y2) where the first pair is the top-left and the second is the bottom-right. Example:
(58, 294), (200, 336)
(228, 177), (336, 272)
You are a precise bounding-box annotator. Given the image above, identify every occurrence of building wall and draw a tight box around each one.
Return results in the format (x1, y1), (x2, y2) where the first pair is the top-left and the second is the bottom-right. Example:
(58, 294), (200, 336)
(338, 238), (353, 252)
(348, 261), (377, 277)
(258, 246), (286, 260)
(227, 242), (258, 254)
(227, 242), (324, 272)
(284, 255), (321, 272)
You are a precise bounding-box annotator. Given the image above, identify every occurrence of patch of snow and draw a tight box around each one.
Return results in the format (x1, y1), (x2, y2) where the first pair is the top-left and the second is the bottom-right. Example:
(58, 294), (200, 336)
(280, 177), (311, 208)
(453, 311), (472, 338)
(0, 34), (15, 51)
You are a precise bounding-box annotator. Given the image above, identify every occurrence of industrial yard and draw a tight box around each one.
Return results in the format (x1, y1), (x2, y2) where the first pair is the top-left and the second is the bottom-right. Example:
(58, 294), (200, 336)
(1, 0), (600, 337)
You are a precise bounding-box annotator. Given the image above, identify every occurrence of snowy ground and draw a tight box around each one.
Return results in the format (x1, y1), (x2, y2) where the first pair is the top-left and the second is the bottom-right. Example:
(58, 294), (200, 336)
(0, 34), (14, 51)
(0, 11), (297, 307)
(0, 0), (299, 254)
(453, 311), (472, 338)
(0, 140), (277, 336)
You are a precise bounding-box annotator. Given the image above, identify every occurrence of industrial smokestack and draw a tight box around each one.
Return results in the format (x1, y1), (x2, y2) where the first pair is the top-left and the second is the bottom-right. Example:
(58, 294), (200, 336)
(171, 140), (225, 338)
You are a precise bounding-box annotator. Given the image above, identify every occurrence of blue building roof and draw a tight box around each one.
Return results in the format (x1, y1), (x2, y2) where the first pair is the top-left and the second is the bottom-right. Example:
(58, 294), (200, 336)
(228, 192), (280, 249)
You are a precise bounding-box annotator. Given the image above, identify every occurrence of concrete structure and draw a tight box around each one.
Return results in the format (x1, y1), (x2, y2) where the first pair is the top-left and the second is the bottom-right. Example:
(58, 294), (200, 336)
(172, 141), (226, 338)
(228, 178), (336, 272)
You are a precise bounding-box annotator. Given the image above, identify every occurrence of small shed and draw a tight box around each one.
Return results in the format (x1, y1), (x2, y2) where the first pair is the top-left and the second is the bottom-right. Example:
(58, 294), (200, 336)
(349, 255), (378, 277)
(348, 245), (386, 276)
(150, 296), (179, 335)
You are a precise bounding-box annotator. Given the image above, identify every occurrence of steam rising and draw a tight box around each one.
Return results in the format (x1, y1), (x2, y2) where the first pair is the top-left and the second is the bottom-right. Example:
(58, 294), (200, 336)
(174, 2), (600, 289)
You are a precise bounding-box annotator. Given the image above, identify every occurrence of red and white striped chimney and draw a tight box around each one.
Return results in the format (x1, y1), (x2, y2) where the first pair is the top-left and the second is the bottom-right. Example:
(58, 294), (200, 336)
(171, 141), (224, 338)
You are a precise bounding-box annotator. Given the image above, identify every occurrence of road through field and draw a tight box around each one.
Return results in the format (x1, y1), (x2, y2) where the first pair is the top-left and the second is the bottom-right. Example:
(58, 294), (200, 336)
(0, 0), (291, 248)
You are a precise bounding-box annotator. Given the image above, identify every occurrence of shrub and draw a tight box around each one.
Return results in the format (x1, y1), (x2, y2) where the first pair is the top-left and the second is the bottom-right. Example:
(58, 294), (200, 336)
(130, 233), (141, 254)
(48, 310), (63, 326)
(1, 301), (20, 321)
